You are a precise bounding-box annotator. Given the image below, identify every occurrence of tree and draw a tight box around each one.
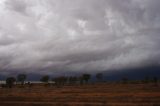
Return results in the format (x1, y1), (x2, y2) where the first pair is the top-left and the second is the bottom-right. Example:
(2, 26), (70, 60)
(69, 76), (78, 85)
(40, 75), (50, 83)
(52, 76), (68, 86)
(17, 74), (27, 85)
(153, 77), (158, 86)
(122, 77), (128, 84)
(96, 73), (103, 82)
(79, 76), (84, 85)
(6, 77), (16, 88)
(82, 74), (91, 83)
(144, 76), (150, 83)
(52, 77), (58, 85)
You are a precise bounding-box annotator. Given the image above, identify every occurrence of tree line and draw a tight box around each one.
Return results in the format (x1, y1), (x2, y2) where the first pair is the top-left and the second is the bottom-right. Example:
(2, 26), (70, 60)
(1, 73), (159, 88)
(2, 73), (95, 88)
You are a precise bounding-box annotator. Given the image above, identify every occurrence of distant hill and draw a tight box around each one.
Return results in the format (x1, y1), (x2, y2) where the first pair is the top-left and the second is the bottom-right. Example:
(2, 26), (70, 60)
(102, 65), (160, 81)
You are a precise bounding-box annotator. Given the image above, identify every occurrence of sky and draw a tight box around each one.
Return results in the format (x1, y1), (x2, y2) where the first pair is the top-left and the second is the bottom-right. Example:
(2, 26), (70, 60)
(0, 0), (160, 75)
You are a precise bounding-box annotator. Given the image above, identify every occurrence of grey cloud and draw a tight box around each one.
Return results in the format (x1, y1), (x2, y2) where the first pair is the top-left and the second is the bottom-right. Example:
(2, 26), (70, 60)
(0, 0), (160, 74)
(4, 0), (28, 14)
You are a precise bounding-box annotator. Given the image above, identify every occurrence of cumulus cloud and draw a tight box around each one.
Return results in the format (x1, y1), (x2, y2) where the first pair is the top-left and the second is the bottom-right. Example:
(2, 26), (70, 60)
(0, 0), (160, 74)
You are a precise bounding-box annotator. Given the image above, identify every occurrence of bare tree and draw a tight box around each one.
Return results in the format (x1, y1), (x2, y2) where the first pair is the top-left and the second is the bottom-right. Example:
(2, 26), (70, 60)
(144, 76), (150, 83)
(17, 74), (27, 85)
(79, 76), (84, 85)
(69, 76), (78, 85)
(52, 76), (68, 87)
(40, 75), (50, 84)
(122, 77), (128, 84)
(6, 77), (16, 88)
(153, 76), (158, 86)
(82, 74), (91, 84)
(96, 73), (103, 82)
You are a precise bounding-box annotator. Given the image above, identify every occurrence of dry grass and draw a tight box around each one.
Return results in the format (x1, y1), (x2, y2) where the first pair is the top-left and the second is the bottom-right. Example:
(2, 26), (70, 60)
(0, 83), (160, 106)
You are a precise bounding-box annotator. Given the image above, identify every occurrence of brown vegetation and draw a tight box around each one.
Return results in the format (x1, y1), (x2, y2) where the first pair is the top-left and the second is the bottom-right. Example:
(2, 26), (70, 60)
(0, 82), (160, 106)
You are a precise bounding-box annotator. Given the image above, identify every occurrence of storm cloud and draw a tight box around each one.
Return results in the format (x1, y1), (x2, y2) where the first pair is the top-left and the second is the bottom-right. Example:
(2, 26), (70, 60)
(0, 0), (160, 74)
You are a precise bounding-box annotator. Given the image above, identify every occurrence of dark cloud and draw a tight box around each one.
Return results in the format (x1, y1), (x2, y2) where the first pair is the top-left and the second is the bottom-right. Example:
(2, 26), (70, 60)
(4, 0), (28, 15)
(0, 0), (160, 75)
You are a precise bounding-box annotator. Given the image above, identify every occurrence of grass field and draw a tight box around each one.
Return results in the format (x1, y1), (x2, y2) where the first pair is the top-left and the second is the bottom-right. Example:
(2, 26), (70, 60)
(0, 83), (160, 106)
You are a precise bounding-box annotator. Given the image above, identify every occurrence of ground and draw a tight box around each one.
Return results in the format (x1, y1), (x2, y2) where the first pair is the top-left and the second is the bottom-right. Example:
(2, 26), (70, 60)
(0, 83), (160, 106)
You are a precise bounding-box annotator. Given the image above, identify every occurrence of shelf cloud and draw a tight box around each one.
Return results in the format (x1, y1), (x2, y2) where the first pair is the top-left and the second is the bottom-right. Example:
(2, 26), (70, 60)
(0, 0), (160, 74)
